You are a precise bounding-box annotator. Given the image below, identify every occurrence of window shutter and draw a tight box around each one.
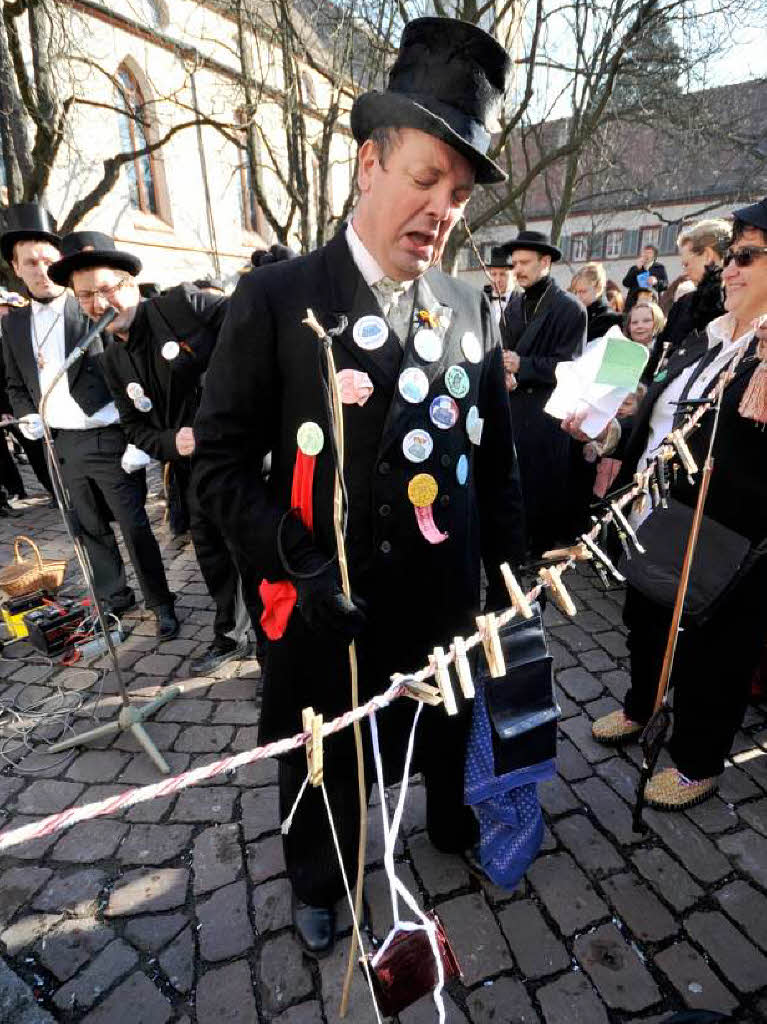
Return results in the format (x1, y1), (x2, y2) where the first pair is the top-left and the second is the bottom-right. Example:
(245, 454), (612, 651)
(623, 230), (640, 258)
(560, 234), (571, 261)
(590, 232), (605, 259)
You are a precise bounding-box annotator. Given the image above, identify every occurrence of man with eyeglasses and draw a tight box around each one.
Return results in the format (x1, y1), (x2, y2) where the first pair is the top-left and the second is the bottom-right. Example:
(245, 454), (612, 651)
(1, 207), (177, 637)
(566, 196), (767, 810)
(50, 231), (256, 676)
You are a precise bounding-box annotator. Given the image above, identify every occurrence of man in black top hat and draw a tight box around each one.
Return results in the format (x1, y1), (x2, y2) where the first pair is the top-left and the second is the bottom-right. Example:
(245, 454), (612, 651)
(1, 205), (177, 636)
(499, 230), (587, 555)
(194, 17), (525, 955)
(483, 245), (515, 331)
(50, 231), (255, 675)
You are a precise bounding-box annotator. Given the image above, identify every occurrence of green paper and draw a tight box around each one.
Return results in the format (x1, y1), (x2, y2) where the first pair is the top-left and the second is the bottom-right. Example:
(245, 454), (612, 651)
(593, 337), (649, 389)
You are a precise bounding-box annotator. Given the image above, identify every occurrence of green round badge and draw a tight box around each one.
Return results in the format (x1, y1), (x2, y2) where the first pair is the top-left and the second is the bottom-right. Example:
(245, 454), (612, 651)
(296, 421), (324, 456)
(445, 364), (470, 399)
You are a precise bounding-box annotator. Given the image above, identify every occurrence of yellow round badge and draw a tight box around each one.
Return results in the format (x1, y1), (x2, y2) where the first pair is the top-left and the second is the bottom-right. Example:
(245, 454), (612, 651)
(407, 473), (438, 508)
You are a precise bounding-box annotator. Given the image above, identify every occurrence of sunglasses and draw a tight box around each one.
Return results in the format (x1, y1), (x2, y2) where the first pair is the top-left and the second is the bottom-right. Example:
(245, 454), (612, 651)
(723, 245), (767, 268)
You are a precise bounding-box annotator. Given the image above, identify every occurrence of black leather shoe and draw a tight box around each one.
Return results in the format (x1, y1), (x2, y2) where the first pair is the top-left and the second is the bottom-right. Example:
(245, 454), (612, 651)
(155, 604), (180, 640)
(292, 894), (335, 957)
(0, 503), (21, 518)
(190, 636), (249, 675)
(108, 591), (137, 615)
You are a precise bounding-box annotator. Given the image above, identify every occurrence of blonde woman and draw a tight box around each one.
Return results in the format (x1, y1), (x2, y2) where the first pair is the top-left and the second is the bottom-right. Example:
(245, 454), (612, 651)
(571, 262), (624, 341)
(659, 218), (730, 353)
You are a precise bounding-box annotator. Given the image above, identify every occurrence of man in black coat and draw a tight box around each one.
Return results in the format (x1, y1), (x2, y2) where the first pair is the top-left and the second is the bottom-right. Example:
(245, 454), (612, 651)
(500, 230), (587, 555)
(483, 245), (515, 329)
(194, 18), (525, 954)
(623, 243), (668, 306)
(49, 232), (254, 675)
(0, 204), (177, 636)
(581, 199), (767, 810)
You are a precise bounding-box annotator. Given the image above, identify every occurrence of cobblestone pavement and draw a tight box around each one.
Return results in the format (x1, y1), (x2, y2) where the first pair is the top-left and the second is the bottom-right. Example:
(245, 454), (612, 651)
(0, 470), (766, 1024)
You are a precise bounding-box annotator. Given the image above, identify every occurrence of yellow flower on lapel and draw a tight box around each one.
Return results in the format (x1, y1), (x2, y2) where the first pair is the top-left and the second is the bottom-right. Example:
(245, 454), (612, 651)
(417, 309), (438, 330)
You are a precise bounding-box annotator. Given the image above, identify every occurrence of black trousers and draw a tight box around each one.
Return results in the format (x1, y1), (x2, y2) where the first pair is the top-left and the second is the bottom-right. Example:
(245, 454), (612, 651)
(13, 430), (53, 494)
(279, 697), (478, 907)
(55, 426), (172, 610)
(0, 432), (24, 498)
(623, 567), (767, 780)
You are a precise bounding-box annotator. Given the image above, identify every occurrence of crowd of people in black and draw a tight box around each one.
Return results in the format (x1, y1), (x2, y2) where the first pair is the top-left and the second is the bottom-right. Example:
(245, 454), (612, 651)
(0, 15), (765, 966)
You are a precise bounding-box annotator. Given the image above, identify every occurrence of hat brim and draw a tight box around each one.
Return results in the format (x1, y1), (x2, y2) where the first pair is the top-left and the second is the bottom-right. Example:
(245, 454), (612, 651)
(49, 250), (142, 287)
(1, 230), (61, 265)
(499, 240), (562, 262)
(733, 201), (767, 232)
(351, 91), (506, 186)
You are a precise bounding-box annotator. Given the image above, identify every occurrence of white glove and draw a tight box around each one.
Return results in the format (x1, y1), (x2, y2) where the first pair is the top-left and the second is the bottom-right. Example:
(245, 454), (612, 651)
(121, 444), (151, 474)
(19, 414), (44, 441)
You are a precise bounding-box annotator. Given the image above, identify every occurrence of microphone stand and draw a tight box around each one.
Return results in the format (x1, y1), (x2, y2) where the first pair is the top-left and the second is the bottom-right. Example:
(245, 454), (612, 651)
(40, 308), (179, 773)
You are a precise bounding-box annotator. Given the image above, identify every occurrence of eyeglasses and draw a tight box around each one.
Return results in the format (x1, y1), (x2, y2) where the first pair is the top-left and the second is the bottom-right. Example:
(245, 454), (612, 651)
(723, 246), (767, 268)
(74, 279), (129, 304)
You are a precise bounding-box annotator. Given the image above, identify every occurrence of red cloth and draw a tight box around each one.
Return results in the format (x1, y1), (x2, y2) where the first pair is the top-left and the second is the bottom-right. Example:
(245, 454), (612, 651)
(258, 449), (316, 640)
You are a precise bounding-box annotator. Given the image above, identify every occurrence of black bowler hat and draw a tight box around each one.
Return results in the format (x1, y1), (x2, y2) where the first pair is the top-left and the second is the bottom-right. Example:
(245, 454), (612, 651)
(251, 243), (296, 268)
(351, 18), (511, 185)
(488, 245), (514, 268)
(49, 231), (142, 286)
(498, 230), (562, 262)
(1, 202), (60, 263)
(733, 196), (767, 233)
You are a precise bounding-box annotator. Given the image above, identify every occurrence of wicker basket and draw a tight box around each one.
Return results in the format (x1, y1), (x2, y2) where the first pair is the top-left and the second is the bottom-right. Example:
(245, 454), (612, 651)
(0, 535), (68, 598)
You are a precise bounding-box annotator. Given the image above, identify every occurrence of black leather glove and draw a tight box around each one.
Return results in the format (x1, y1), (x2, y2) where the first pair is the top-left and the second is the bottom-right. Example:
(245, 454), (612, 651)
(295, 568), (367, 642)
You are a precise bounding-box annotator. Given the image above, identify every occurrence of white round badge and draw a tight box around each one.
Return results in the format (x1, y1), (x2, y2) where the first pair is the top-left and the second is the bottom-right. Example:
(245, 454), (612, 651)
(161, 341), (180, 361)
(461, 331), (482, 364)
(126, 382), (143, 401)
(353, 315), (388, 351)
(398, 367), (429, 405)
(136, 395), (153, 413)
(429, 395), (459, 430)
(296, 421), (324, 456)
(413, 328), (442, 363)
(402, 428), (433, 464)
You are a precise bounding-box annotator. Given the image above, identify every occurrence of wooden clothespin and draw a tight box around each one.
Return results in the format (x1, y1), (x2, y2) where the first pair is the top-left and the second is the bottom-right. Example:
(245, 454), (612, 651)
(302, 707), (324, 786)
(671, 429), (698, 479)
(542, 542), (591, 562)
(500, 563), (533, 618)
(540, 565), (577, 617)
(477, 613), (505, 678)
(451, 635), (474, 699)
(392, 672), (442, 707)
(431, 646), (458, 715)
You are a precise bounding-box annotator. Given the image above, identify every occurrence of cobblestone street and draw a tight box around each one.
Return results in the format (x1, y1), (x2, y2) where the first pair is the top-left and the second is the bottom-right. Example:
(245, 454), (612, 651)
(0, 471), (766, 1024)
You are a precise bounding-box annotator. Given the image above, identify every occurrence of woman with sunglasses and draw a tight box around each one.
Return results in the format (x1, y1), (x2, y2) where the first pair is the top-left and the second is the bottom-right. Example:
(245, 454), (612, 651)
(564, 198), (767, 810)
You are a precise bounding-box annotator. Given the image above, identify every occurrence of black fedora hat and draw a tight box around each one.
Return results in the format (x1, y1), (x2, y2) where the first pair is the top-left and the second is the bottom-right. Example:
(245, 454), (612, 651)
(733, 196), (767, 233)
(1, 202), (60, 263)
(351, 18), (510, 185)
(499, 230), (561, 262)
(488, 245), (514, 268)
(49, 231), (142, 286)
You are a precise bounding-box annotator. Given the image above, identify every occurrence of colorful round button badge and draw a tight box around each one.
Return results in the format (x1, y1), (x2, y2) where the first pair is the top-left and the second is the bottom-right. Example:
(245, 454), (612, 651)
(126, 382), (143, 401)
(461, 331), (482, 364)
(398, 367), (430, 404)
(429, 395), (459, 430)
(466, 405), (484, 445)
(353, 315), (388, 351)
(407, 473), (448, 544)
(296, 421), (324, 456)
(456, 454), (469, 485)
(161, 341), (180, 361)
(445, 365), (470, 399)
(402, 428), (433, 464)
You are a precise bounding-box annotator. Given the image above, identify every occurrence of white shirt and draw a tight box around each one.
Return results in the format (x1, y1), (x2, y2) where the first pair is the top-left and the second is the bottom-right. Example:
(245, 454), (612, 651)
(630, 312), (753, 526)
(346, 220), (415, 301)
(490, 293), (511, 327)
(32, 294), (118, 431)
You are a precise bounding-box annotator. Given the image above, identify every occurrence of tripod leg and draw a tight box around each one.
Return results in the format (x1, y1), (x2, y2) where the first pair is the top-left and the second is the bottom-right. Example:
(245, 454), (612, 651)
(47, 719), (121, 753)
(131, 722), (171, 774)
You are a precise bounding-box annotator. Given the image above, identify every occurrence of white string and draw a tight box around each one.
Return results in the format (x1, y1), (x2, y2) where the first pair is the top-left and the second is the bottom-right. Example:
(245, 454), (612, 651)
(368, 706), (447, 1024)
(319, 780), (383, 1024)
(280, 772), (310, 835)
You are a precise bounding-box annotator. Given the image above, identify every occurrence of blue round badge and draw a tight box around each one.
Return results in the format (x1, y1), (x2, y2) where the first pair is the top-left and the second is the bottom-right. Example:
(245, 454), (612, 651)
(456, 454), (468, 485)
(353, 315), (388, 351)
(429, 395), (459, 430)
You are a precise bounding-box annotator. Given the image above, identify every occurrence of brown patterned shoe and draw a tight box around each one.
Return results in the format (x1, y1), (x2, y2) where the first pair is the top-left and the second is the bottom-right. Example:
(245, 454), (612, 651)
(592, 710), (642, 745)
(644, 767), (717, 810)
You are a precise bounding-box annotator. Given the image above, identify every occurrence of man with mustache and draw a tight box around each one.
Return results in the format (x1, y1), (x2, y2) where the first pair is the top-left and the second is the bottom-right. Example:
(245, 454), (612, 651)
(194, 18), (525, 955)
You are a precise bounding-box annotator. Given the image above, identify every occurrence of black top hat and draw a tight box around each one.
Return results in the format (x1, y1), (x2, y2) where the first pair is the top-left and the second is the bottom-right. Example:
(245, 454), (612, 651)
(350, 18), (510, 185)
(251, 243), (296, 268)
(498, 230), (562, 262)
(1, 202), (60, 263)
(733, 197), (767, 233)
(488, 245), (514, 268)
(49, 231), (142, 286)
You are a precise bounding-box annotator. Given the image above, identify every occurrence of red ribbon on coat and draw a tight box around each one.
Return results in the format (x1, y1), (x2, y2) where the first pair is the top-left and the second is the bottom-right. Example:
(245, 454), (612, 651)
(258, 450), (316, 640)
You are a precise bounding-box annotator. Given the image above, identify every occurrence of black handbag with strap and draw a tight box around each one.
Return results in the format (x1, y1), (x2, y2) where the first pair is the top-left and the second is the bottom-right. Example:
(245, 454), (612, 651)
(619, 498), (765, 625)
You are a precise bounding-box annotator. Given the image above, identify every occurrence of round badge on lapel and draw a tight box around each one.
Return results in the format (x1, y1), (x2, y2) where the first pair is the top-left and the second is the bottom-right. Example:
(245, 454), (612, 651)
(407, 473), (438, 508)
(402, 428), (433, 463)
(456, 454), (469, 485)
(429, 395), (459, 430)
(296, 421), (324, 456)
(126, 382), (144, 401)
(413, 328), (442, 363)
(353, 315), (388, 351)
(161, 341), (180, 361)
(466, 405), (484, 445)
(398, 367), (429, 404)
(445, 365), (470, 399)
(136, 395), (153, 413)
(461, 332), (482, 364)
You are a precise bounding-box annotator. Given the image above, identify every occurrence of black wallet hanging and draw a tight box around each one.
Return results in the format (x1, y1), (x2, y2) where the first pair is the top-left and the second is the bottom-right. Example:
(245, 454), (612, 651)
(480, 602), (559, 776)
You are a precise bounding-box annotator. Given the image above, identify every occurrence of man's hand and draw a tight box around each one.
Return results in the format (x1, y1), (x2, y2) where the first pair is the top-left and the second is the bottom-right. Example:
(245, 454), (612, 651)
(561, 409), (591, 443)
(295, 569), (366, 643)
(504, 350), (521, 374)
(176, 427), (195, 456)
(1, 413), (14, 425)
(648, 275), (657, 287)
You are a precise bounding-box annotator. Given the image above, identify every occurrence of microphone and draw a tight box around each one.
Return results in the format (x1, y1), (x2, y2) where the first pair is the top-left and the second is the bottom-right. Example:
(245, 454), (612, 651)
(61, 308), (117, 372)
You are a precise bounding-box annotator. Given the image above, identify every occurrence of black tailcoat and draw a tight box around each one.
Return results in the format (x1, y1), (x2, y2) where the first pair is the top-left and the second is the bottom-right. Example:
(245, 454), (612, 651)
(502, 278), (587, 554)
(194, 228), (525, 750)
(1, 295), (113, 417)
(101, 284), (226, 462)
